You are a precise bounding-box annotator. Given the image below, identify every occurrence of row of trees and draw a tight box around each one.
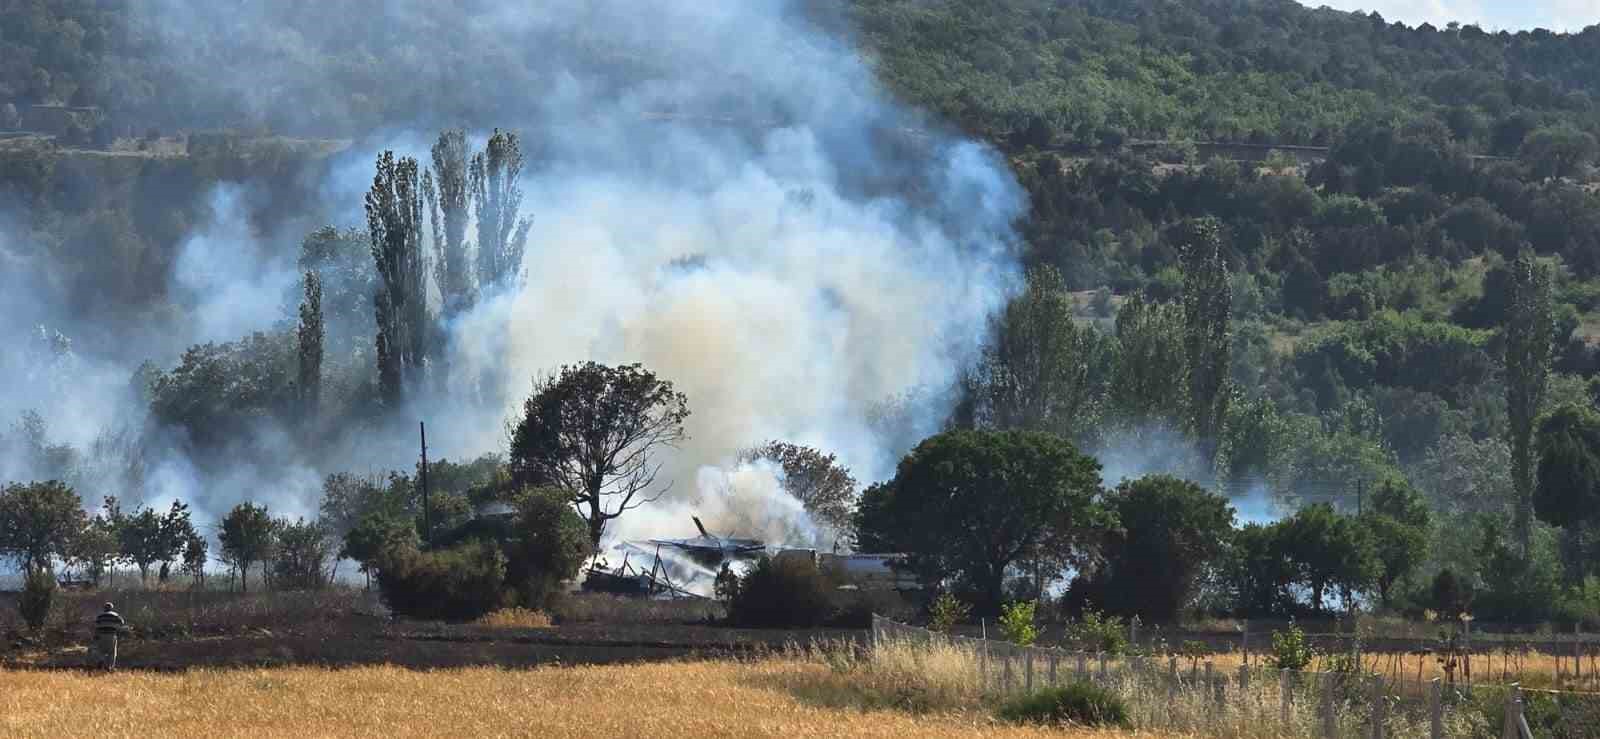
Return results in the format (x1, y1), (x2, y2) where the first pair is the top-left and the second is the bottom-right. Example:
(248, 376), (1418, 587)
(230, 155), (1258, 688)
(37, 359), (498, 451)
(0, 479), (339, 593)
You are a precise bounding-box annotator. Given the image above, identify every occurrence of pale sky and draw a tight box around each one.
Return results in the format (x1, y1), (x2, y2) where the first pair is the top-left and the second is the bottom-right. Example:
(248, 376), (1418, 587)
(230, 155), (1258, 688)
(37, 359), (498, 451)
(1302, 1), (1598, 32)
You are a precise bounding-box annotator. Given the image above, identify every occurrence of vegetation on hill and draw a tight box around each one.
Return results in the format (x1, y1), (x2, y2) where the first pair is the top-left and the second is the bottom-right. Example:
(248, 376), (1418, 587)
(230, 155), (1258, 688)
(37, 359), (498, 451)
(3, 0), (1600, 628)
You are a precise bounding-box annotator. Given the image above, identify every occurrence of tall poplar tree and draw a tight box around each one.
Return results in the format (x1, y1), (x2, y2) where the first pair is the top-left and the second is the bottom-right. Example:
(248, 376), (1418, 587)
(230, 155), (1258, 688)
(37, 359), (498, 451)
(1504, 249), (1554, 556)
(296, 270), (323, 419)
(1178, 217), (1232, 462)
(365, 151), (429, 407)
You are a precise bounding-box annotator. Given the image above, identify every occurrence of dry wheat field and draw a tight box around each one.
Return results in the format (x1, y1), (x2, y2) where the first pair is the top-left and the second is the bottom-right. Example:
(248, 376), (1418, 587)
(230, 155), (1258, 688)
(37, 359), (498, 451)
(0, 659), (1133, 739)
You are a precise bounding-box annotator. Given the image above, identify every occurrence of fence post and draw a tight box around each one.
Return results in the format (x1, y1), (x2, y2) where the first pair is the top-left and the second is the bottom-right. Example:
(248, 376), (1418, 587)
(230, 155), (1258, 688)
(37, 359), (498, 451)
(1025, 647), (1034, 693)
(1280, 668), (1291, 725)
(1370, 675), (1386, 739)
(1048, 650), (1059, 686)
(1499, 683), (1519, 739)
(1429, 678), (1443, 739)
(1167, 658), (1179, 725)
(1002, 646), (1014, 694)
(1239, 664), (1251, 703)
(979, 639), (988, 691)
(1099, 651), (1109, 682)
(1321, 674), (1337, 739)
(1077, 651), (1086, 680)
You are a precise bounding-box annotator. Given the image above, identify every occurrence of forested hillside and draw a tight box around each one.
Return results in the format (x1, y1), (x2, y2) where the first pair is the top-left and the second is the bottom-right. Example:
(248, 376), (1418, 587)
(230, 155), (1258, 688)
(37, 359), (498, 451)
(3, 0), (1600, 624)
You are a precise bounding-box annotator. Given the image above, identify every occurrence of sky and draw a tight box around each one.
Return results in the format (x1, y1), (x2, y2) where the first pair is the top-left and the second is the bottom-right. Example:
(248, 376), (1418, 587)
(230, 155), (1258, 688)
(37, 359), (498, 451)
(1303, 1), (1598, 32)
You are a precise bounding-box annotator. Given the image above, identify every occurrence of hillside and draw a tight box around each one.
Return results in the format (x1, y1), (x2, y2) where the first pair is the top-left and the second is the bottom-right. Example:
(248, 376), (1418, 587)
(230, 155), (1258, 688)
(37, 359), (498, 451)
(1, 0), (1599, 629)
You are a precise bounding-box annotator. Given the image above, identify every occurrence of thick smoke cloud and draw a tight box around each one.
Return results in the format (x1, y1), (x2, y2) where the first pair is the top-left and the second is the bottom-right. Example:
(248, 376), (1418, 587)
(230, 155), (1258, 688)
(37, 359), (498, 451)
(1, 0), (1027, 562)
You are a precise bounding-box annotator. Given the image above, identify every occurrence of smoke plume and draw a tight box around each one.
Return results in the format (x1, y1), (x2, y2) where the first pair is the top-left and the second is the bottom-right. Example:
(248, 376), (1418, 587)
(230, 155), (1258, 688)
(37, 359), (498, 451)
(0, 0), (1027, 563)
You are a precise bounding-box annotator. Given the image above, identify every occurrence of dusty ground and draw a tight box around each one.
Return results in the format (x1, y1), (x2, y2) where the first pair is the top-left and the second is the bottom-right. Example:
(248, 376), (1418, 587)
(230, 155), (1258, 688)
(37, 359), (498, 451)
(0, 660), (1131, 739)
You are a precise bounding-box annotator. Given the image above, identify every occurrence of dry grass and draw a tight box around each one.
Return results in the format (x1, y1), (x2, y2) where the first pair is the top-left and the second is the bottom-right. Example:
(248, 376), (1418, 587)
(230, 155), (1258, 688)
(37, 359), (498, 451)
(0, 660), (1120, 739)
(472, 607), (552, 629)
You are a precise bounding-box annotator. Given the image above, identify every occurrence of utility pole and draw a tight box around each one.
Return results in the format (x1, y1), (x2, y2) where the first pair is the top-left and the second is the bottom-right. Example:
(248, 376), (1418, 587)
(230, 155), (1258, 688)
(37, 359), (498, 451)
(419, 421), (431, 545)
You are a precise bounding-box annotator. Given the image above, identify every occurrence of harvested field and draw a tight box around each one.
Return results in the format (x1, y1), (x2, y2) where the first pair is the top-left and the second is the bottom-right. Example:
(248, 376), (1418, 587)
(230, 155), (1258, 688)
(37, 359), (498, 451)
(0, 660), (1126, 739)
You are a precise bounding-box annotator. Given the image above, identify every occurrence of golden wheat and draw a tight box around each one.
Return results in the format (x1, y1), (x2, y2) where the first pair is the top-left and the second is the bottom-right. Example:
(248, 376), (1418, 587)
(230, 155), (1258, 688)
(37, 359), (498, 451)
(0, 659), (1131, 739)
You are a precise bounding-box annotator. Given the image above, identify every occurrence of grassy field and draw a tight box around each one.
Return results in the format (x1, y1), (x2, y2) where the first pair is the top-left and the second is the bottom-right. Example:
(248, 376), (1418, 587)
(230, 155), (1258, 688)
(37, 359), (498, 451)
(0, 659), (1123, 739)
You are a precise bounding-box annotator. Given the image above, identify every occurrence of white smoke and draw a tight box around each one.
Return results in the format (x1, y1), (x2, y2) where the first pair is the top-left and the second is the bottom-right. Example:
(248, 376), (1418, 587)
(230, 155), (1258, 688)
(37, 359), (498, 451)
(3, 0), (1027, 562)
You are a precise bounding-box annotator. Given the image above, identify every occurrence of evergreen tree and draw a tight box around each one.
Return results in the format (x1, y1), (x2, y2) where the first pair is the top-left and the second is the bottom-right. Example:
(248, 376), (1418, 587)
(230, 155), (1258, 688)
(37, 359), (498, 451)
(471, 129), (533, 292)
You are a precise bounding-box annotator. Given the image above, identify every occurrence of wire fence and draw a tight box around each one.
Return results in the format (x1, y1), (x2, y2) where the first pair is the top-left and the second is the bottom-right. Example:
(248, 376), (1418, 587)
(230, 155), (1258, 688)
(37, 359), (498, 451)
(871, 615), (1600, 738)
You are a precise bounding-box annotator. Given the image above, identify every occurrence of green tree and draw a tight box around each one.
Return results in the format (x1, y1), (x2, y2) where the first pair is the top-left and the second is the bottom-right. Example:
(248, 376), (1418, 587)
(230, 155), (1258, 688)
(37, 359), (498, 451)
(1108, 292), (1187, 427)
(739, 441), (858, 546)
(181, 530), (209, 587)
(507, 487), (593, 608)
(68, 509), (119, 587)
(272, 517), (334, 590)
(471, 128), (533, 291)
(508, 362), (690, 547)
(219, 502), (277, 593)
(296, 270), (323, 419)
(424, 129), (474, 316)
(113, 501), (194, 584)
(854, 429), (1102, 615)
(365, 150), (430, 406)
(0, 480), (85, 575)
(959, 265), (1115, 441)
(1521, 125), (1599, 180)
(1359, 479), (1432, 608)
(1083, 475), (1235, 621)
(1278, 503), (1377, 613)
(1504, 250), (1554, 555)
(343, 512), (419, 587)
(1178, 217), (1232, 460)
(1534, 404), (1600, 581)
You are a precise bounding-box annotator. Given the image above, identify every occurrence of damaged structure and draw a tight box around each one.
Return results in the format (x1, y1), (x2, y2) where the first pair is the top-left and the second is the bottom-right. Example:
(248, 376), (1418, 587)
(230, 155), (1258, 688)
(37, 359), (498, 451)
(581, 516), (919, 598)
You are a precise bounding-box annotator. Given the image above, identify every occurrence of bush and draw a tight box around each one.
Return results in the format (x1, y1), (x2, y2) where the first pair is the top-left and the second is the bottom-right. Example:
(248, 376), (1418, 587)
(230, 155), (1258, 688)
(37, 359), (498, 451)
(928, 593), (971, 632)
(1065, 606), (1128, 655)
(727, 556), (834, 628)
(1268, 621), (1317, 670)
(999, 601), (1038, 645)
(505, 487), (591, 609)
(474, 607), (552, 629)
(19, 568), (56, 632)
(998, 683), (1131, 728)
(375, 540), (508, 621)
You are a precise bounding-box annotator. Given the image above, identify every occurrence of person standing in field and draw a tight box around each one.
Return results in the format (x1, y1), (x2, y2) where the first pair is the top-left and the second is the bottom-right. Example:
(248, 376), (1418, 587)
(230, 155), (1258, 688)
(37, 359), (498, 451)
(94, 602), (126, 671)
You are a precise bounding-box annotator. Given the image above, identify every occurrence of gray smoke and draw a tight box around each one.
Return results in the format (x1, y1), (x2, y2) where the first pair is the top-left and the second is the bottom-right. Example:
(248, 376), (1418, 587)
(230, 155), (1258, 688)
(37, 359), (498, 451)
(0, 0), (1027, 558)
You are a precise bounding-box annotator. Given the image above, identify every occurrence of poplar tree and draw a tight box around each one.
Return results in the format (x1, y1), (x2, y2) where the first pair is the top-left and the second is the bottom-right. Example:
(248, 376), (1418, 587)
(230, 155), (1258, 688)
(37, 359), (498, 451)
(366, 151), (429, 407)
(471, 129), (533, 292)
(1178, 217), (1232, 461)
(297, 270), (323, 419)
(1504, 249), (1554, 556)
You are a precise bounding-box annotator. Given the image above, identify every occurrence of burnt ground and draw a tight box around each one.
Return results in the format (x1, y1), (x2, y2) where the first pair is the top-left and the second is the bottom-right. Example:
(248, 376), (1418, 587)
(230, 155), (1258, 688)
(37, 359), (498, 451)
(0, 589), (868, 672)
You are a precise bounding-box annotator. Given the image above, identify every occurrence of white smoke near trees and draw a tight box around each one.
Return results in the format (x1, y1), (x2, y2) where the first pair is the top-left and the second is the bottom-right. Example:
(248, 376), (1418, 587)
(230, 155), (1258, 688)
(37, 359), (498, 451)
(0, 0), (1027, 565)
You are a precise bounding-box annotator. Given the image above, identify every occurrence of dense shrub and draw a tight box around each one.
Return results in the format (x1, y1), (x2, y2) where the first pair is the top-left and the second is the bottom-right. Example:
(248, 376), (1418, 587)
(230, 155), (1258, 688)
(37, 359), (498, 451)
(19, 568), (56, 632)
(727, 556), (834, 628)
(375, 540), (508, 621)
(998, 683), (1131, 728)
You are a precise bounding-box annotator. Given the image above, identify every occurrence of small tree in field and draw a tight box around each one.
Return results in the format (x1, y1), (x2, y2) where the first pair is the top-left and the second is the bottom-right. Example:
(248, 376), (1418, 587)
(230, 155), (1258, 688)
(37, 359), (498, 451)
(219, 503), (276, 592)
(509, 362), (690, 548)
